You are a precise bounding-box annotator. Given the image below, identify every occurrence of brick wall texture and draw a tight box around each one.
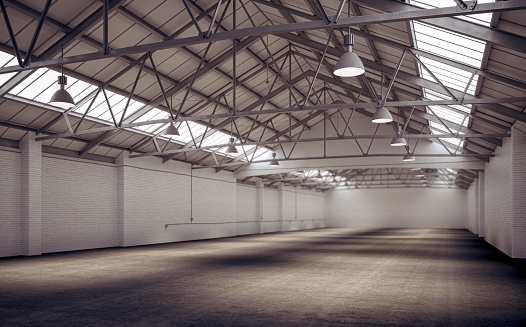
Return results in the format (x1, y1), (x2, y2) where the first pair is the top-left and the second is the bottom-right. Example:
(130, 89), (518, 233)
(0, 142), (326, 257)
(473, 124), (526, 258)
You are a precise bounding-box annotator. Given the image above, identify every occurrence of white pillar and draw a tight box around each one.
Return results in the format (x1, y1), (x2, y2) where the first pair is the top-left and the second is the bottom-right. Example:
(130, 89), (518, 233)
(278, 183), (284, 232)
(116, 152), (127, 247)
(478, 172), (485, 238)
(20, 132), (42, 256)
(256, 178), (264, 234)
(511, 126), (526, 258)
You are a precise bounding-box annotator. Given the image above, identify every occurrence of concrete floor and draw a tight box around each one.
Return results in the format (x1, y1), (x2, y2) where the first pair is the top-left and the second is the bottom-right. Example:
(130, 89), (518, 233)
(1, 228), (525, 326)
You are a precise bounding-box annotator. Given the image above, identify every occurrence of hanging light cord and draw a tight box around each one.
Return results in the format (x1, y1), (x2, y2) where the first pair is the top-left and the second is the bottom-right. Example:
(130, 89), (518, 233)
(60, 45), (64, 76)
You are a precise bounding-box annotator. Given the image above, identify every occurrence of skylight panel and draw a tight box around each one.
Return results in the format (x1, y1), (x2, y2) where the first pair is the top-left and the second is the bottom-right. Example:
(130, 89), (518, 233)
(9, 68), (49, 96)
(201, 130), (232, 149)
(410, 0), (495, 26)
(429, 122), (464, 147)
(63, 79), (98, 103)
(0, 52), (17, 87)
(413, 18), (487, 152)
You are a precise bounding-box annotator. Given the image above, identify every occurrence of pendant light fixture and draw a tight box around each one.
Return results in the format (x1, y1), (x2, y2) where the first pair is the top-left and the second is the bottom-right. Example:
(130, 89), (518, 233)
(49, 45), (75, 109)
(269, 152), (279, 166)
(403, 154), (415, 162)
(333, 1), (364, 77)
(391, 126), (406, 146)
(225, 137), (238, 154)
(225, 118), (238, 154)
(316, 170), (323, 179)
(164, 97), (179, 136)
(164, 122), (180, 136)
(372, 107), (393, 123)
(334, 34), (365, 77)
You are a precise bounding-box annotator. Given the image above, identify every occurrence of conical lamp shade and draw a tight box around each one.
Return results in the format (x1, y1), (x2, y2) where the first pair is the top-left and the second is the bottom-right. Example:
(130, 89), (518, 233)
(269, 152), (279, 166)
(164, 123), (180, 136)
(50, 75), (75, 109)
(334, 51), (365, 77)
(225, 137), (238, 154)
(402, 155), (416, 162)
(49, 87), (75, 109)
(390, 137), (407, 146)
(372, 107), (393, 123)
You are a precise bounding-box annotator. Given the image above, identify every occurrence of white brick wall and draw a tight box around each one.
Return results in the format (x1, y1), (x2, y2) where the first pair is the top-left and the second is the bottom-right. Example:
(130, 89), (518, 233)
(282, 187), (327, 232)
(484, 134), (514, 256)
(262, 188), (281, 233)
(511, 126), (526, 258)
(0, 136), (326, 258)
(118, 155), (191, 246)
(236, 183), (259, 235)
(327, 188), (467, 229)
(41, 154), (117, 253)
(0, 147), (22, 257)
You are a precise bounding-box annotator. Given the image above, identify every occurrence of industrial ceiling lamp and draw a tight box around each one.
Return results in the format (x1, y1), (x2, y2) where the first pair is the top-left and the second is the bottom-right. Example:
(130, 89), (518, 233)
(391, 126), (406, 146)
(334, 1), (364, 77)
(164, 95), (180, 136)
(269, 152), (279, 166)
(334, 34), (365, 77)
(403, 154), (416, 162)
(225, 137), (238, 154)
(49, 45), (75, 109)
(225, 118), (238, 153)
(163, 122), (180, 136)
(372, 107), (393, 124)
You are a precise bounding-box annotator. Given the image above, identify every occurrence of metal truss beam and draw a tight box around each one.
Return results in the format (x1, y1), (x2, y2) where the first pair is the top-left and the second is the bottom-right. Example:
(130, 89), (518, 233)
(192, 152), (494, 169)
(1, 1), (524, 75)
(33, 95), (524, 142)
(129, 133), (509, 158)
(0, 0), (125, 97)
(280, 33), (526, 122)
(33, 93), (524, 142)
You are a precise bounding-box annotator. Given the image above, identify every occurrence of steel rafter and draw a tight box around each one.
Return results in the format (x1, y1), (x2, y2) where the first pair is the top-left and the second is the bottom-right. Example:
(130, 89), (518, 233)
(1, 1), (524, 75)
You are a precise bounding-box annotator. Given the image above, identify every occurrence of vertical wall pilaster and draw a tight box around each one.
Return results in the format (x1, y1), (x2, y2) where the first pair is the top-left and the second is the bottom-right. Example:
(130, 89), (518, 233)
(278, 184), (284, 232)
(256, 179), (264, 234)
(116, 152), (127, 247)
(511, 126), (526, 258)
(20, 132), (42, 256)
(475, 178), (480, 235)
(478, 172), (485, 238)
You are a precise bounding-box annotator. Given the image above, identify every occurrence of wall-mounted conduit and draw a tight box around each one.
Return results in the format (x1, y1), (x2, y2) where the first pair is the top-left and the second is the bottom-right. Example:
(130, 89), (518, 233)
(165, 219), (325, 228)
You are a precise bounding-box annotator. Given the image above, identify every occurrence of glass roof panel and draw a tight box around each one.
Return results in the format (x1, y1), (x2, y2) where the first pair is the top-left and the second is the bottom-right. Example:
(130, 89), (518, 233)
(411, 0), (495, 26)
(413, 18), (486, 151)
(0, 52), (17, 88)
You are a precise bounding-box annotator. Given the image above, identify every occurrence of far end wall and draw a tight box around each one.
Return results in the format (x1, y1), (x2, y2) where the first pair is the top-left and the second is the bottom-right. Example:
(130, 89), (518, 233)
(327, 188), (467, 229)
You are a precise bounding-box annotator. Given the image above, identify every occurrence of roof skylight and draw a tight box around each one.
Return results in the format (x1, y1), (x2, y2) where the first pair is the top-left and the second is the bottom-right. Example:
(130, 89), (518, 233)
(412, 9), (490, 151)
(0, 49), (269, 162)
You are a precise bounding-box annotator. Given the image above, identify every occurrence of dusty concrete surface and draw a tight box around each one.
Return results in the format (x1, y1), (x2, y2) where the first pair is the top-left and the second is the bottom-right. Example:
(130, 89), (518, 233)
(1, 228), (525, 326)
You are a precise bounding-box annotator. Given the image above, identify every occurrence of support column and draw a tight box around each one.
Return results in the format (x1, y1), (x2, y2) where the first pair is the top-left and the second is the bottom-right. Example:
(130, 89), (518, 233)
(278, 184), (284, 232)
(474, 177), (480, 236)
(256, 178), (264, 234)
(116, 152), (127, 247)
(20, 132), (42, 256)
(511, 125), (526, 258)
(478, 172), (485, 238)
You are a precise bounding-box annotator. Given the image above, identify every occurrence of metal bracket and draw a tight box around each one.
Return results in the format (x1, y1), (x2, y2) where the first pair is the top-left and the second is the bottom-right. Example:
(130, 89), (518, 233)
(468, 0), (478, 11)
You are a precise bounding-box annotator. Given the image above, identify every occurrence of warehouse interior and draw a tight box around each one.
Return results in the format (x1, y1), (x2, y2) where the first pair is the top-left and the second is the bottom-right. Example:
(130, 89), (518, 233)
(0, 0), (525, 325)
